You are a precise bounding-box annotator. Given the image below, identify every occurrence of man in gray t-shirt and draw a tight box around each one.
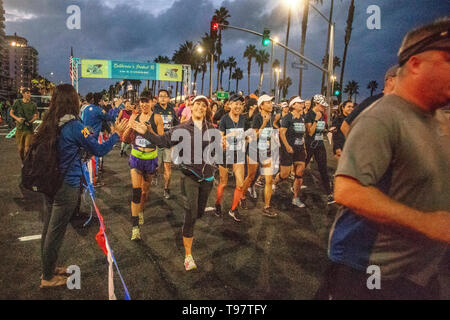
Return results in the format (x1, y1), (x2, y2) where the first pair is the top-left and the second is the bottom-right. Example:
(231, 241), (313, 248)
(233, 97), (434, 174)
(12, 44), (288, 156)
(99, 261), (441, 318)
(327, 17), (450, 300)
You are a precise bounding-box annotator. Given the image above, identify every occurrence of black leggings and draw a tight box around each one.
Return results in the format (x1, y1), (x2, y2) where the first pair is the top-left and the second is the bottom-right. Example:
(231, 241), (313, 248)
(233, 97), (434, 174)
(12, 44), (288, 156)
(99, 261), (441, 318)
(181, 174), (213, 238)
(305, 140), (331, 195)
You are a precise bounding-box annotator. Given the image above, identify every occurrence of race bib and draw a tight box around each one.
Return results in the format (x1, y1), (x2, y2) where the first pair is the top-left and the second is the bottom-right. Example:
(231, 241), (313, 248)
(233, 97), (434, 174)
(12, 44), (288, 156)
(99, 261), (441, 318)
(258, 127), (273, 150)
(227, 128), (244, 151)
(293, 122), (305, 133)
(294, 138), (303, 145)
(315, 121), (325, 141)
(135, 136), (151, 147)
(162, 114), (173, 129)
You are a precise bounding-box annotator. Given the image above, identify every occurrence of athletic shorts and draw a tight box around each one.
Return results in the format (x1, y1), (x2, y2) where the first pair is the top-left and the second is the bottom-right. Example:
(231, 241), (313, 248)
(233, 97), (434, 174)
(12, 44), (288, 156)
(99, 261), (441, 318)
(157, 147), (172, 163)
(219, 150), (246, 168)
(280, 144), (306, 166)
(129, 148), (158, 175)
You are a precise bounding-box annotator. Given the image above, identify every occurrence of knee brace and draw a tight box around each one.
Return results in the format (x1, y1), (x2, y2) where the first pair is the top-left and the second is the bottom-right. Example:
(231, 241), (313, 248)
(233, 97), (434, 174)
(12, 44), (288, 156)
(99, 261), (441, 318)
(132, 188), (142, 204)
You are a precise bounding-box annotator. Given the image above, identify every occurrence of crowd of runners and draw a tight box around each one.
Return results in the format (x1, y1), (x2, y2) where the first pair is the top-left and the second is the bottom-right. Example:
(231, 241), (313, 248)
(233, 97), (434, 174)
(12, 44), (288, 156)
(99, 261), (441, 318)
(9, 17), (450, 299)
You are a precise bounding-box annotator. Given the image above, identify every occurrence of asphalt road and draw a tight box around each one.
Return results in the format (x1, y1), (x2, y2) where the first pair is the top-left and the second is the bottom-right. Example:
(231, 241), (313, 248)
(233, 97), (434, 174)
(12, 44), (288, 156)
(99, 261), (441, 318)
(2, 127), (446, 300)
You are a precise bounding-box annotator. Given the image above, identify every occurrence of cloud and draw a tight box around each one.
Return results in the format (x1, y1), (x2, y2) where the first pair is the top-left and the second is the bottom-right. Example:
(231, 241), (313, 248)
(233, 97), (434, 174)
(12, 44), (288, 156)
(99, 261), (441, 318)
(3, 0), (448, 99)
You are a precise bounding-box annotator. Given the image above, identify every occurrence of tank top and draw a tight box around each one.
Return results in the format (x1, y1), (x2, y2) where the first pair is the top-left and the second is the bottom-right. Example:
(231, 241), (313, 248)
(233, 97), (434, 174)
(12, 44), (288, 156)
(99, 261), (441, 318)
(133, 113), (158, 149)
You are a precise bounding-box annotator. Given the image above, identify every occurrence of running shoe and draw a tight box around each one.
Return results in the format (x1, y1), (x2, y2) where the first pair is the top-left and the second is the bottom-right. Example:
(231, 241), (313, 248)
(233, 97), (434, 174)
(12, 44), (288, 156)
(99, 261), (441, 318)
(184, 254), (197, 271)
(248, 186), (257, 199)
(272, 183), (278, 192)
(139, 212), (144, 225)
(240, 198), (248, 210)
(255, 178), (264, 188)
(228, 209), (242, 222)
(301, 185), (307, 189)
(327, 194), (336, 205)
(292, 198), (306, 208)
(215, 204), (222, 217)
(131, 227), (141, 241)
(164, 189), (171, 199)
(262, 207), (278, 218)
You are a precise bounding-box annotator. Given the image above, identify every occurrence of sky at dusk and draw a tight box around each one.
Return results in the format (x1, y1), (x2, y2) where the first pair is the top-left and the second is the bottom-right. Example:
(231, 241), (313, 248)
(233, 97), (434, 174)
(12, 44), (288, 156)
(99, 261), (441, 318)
(4, 0), (450, 100)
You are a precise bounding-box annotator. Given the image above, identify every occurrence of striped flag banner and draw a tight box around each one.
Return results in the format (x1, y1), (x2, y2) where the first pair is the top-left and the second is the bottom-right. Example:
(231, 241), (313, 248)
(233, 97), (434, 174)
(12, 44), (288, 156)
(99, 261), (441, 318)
(81, 162), (131, 300)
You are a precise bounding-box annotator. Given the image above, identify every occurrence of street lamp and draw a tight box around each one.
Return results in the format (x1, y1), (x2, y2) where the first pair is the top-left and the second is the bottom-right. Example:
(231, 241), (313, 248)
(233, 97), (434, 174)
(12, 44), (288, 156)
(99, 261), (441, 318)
(269, 36), (280, 95)
(274, 68), (282, 103)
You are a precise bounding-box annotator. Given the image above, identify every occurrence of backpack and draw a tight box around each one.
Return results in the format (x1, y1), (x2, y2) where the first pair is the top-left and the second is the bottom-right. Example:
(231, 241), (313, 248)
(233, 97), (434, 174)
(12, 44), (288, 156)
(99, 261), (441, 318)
(21, 121), (78, 198)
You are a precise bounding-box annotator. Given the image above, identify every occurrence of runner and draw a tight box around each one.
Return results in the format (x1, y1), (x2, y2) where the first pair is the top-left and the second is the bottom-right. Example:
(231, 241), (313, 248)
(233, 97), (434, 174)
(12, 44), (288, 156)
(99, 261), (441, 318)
(304, 94), (334, 204)
(273, 96), (307, 208)
(153, 89), (179, 199)
(117, 100), (134, 157)
(131, 95), (216, 270)
(241, 95), (279, 217)
(122, 96), (164, 241)
(331, 100), (354, 161)
(215, 94), (246, 222)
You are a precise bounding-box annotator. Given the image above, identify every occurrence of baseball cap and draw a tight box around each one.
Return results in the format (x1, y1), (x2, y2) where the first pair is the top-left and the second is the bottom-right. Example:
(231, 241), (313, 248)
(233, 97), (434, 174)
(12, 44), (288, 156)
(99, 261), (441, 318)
(313, 94), (329, 107)
(398, 21), (450, 66)
(249, 93), (258, 100)
(289, 96), (305, 107)
(384, 65), (399, 80)
(229, 94), (245, 102)
(280, 102), (289, 108)
(22, 88), (31, 93)
(192, 95), (210, 107)
(257, 94), (274, 106)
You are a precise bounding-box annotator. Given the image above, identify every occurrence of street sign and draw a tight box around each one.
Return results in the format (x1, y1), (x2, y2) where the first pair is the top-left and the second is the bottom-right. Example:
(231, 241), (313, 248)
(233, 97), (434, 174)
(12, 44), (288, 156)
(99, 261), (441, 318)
(217, 91), (229, 100)
(291, 62), (308, 70)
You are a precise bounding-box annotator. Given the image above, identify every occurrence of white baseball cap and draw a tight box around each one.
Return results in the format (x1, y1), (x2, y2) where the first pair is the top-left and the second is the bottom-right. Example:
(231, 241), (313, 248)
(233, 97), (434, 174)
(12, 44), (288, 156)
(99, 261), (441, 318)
(289, 96), (305, 107)
(280, 102), (289, 108)
(257, 94), (274, 106)
(313, 94), (329, 107)
(192, 95), (210, 107)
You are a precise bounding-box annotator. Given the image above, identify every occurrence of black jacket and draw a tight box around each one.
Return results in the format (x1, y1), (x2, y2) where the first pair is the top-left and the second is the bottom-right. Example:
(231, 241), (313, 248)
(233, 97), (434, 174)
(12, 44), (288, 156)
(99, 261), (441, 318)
(143, 119), (217, 179)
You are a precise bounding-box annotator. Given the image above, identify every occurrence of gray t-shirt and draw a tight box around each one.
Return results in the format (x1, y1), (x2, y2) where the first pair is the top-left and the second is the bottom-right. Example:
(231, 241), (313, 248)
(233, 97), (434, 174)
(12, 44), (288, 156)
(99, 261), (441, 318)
(329, 94), (449, 287)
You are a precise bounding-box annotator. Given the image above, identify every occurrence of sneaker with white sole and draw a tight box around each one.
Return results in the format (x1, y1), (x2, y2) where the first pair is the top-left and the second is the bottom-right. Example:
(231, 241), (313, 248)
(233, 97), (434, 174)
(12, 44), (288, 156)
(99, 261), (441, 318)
(184, 254), (197, 271)
(131, 226), (141, 241)
(272, 183), (278, 192)
(292, 198), (306, 208)
(248, 186), (257, 199)
(327, 194), (336, 205)
(164, 189), (171, 199)
(228, 209), (242, 222)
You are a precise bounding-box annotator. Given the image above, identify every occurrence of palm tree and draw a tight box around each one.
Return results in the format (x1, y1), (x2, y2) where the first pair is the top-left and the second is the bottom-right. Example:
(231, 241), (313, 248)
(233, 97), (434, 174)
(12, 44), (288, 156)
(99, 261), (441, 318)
(367, 80), (378, 96)
(217, 60), (226, 90)
(278, 77), (292, 99)
(226, 56), (236, 92)
(272, 59), (280, 96)
(256, 50), (270, 93)
(243, 44), (257, 95)
(214, 7), (230, 91)
(320, 0), (335, 96)
(321, 55), (341, 94)
(298, 0), (323, 96)
(200, 59), (208, 95)
(340, 0), (355, 101)
(232, 68), (243, 93)
(201, 33), (217, 97)
(344, 80), (359, 102)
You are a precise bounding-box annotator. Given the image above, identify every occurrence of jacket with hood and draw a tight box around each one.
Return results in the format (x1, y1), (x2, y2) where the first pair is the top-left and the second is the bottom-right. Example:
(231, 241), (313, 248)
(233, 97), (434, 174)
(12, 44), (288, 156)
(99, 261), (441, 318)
(58, 115), (119, 187)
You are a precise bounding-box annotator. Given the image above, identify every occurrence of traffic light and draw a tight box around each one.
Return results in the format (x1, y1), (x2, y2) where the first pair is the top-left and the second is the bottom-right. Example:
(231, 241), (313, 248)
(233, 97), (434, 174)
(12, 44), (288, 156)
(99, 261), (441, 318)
(333, 82), (341, 97)
(262, 28), (270, 46)
(210, 16), (219, 39)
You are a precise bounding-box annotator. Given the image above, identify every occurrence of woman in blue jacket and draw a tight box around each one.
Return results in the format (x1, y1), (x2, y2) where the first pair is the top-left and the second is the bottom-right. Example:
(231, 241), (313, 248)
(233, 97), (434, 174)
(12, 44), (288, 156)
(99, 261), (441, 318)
(34, 84), (128, 288)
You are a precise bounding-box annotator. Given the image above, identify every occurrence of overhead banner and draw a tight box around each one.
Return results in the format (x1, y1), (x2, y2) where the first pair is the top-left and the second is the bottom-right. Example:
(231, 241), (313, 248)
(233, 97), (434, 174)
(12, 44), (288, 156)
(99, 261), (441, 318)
(111, 60), (157, 80)
(81, 59), (182, 81)
(81, 59), (110, 79)
(158, 63), (183, 82)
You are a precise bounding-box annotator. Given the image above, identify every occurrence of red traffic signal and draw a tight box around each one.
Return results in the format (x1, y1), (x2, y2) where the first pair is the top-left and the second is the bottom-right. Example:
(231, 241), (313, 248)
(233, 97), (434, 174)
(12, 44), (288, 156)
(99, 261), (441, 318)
(210, 16), (219, 38)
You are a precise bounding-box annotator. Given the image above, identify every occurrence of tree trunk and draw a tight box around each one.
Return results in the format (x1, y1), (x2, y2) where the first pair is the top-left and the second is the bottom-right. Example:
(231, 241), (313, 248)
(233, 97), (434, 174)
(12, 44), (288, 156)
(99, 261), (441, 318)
(258, 65), (264, 93)
(228, 67), (233, 92)
(298, 1), (309, 96)
(247, 59), (251, 95)
(283, 7), (291, 83)
(201, 71), (205, 95)
(321, 0), (334, 94)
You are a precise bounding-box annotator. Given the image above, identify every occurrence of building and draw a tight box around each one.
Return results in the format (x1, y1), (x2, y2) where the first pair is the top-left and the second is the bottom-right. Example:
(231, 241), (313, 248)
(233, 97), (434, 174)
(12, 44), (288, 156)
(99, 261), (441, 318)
(4, 33), (39, 93)
(0, 0), (12, 99)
